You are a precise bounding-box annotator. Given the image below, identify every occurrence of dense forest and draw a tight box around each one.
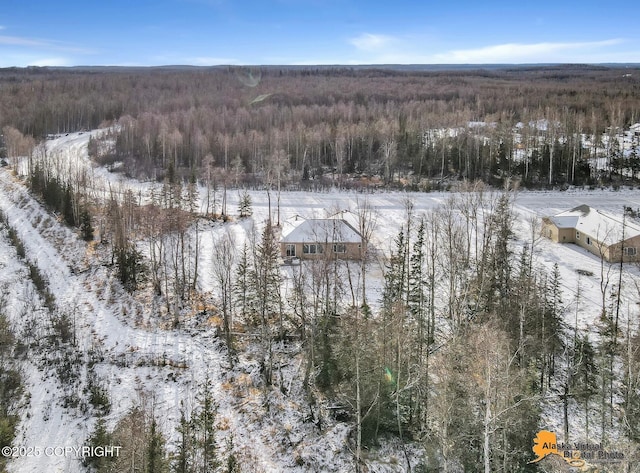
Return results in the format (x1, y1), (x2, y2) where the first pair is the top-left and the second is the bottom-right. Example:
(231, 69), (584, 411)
(1, 65), (640, 472)
(2, 65), (640, 188)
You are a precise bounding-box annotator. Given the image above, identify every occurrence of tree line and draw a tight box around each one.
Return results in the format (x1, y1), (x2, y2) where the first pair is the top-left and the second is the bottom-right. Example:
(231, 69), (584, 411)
(2, 65), (640, 189)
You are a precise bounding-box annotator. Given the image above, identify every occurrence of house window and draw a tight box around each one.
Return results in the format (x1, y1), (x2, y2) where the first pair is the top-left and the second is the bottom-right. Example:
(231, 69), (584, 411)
(586, 237), (591, 245)
(333, 244), (346, 253)
(576, 231), (580, 240)
(285, 244), (296, 257)
(624, 247), (637, 256)
(303, 244), (323, 254)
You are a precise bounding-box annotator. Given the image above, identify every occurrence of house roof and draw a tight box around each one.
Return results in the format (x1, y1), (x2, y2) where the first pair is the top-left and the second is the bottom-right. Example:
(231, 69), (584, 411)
(281, 214), (307, 240)
(281, 218), (362, 244)
(328, 209), (361, 232)
(548, 205), (640, 244)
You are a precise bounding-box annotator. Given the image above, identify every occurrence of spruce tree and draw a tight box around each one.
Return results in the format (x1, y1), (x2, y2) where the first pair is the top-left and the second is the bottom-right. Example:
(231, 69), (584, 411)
(238, 190), (252, 218)
(540, 263), (565, 390)
(63, 183), (75, 226)
(83, 417), (116, 472)
(253, 223), (283, 386)
(622, 328), (640, 442)
(315, 307), (339, 391)
(408, 218), (427, 346)
(147, 418), (169, 473)
(172, 404), (193, 473)
(80, 208), (94, 241)
(571, 334), (598, 438)
(489, 192), (514, 311)
(382, 228), (407, 314)
(192, 375), (219, 472)
(233, 243), (251, 323)
(225, 434), (240, 473)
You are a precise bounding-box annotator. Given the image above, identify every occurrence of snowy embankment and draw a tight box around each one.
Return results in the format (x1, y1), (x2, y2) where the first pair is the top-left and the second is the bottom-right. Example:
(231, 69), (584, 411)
(0, 169), (286, 472)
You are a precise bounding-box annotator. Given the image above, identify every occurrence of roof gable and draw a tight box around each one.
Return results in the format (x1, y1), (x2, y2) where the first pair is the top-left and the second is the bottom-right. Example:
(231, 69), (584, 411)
(281, 219), (362, 243)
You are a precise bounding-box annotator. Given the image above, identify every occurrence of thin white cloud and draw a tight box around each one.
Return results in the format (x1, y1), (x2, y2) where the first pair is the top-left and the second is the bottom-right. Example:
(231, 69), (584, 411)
(349, 33), (397, 52)
(143, 54), (240, 66)
(189, 56), (240, 65)
(0, 31), (97, 66)
(0, 53), (73, 68)
(434, 39), (625, 63)
(344, 34), (629, 64)
(0, 34), (94, 53)
(27, 57), (73, 67)
(0, 35), (51, 47)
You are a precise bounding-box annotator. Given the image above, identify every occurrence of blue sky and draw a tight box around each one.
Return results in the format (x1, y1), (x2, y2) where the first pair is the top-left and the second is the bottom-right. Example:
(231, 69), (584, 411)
(1, 0), (639, 67)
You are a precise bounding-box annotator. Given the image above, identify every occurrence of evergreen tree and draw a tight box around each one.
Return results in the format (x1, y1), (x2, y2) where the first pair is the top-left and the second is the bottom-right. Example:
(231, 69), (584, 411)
(238, 190), (252, 218)
(185, 173), (199, 214)
(29, 162), (45, 195)
(512, 245), (532, 365)
(225, 434), (240, 473)
(378, 227), (415, 445)
(83, 417), (116, 472)
(0, 309), (22, 473)
(80, 207), (94, 241)
(315, 305), (340, 391)
(406, 218), (431, 432)
(116, 243), (144, 291)
(255, 223), (282, 321)
(253, 223), (283, 385)
(172, 405), (193, 473)
(382, 228), (408, 314)
(622, 328), (640, 442)
(408, 218), (428, 345)
(488, 192), (514, 311)
(571, 334), (598, 438)
(192, 375), (219, 472)
(147, 418), (169, 473)
(63, 183), (75, 226)
(596, 308), (619, 442)
(43, 177), (62, 212)
(540, 264), (565, 391)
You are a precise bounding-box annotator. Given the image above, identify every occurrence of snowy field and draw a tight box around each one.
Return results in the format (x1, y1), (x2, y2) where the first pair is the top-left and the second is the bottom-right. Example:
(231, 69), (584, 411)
(2, 131), (640, 472)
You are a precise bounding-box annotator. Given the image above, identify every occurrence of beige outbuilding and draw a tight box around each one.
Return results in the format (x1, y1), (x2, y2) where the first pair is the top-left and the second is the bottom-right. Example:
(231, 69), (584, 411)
(542, 205), (640, 263)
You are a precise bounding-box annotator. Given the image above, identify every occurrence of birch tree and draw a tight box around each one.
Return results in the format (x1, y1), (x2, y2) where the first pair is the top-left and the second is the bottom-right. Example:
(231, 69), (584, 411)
(212, 230), (236, 361)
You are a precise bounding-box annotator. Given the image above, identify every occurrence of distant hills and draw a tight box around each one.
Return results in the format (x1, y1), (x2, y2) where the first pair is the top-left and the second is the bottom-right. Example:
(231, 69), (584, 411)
(1, 63), (639, 73)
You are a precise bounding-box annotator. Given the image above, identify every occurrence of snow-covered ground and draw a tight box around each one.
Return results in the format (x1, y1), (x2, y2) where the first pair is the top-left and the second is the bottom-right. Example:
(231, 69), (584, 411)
(0, 169), (287, 472)
(2, 131), (640, 472)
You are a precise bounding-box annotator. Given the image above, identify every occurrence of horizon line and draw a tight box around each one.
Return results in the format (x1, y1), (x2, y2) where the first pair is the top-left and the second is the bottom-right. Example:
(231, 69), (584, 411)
(1, 62), (639, 70)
